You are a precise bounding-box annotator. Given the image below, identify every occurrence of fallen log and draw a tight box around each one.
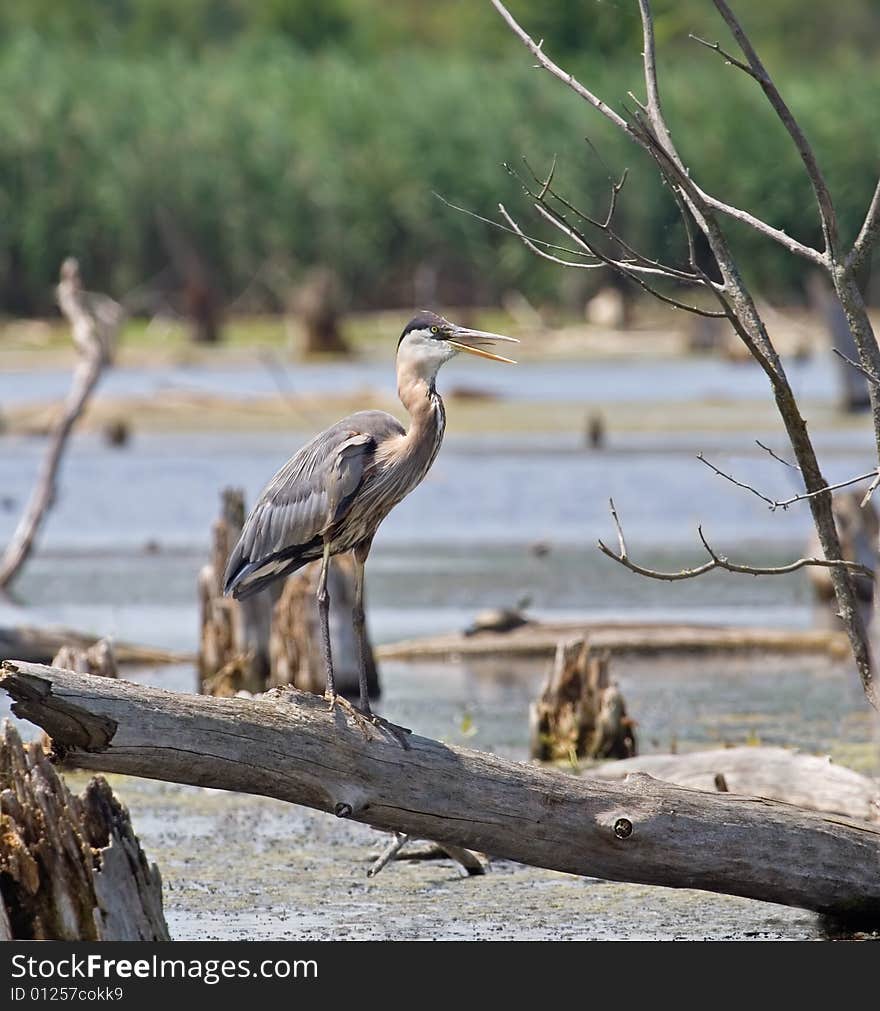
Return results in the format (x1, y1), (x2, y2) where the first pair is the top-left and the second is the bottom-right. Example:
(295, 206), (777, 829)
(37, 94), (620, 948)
(0, 721), (168, 940)
(587, 748), (879, 824)
(2, 660), (879, 922)
(0, 624), (191, 666)
(377, 621), (850, 662)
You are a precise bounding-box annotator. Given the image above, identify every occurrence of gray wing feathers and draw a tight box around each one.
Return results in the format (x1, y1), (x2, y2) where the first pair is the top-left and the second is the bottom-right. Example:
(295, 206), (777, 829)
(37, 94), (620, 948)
(224, 412), (403, 595)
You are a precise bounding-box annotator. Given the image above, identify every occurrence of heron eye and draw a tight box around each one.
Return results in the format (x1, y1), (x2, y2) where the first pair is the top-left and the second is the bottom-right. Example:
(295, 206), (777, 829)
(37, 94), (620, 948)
(431, 326), (439, 334)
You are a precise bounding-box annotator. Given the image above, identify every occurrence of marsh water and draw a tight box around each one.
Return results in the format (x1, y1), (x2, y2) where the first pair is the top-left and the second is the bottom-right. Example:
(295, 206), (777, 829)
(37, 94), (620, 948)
(1, 353), (877, 939)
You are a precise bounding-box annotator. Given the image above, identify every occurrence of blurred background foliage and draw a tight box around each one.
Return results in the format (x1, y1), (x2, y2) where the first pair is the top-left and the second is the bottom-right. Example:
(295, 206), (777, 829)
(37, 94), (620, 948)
(1, 0), (878, 314)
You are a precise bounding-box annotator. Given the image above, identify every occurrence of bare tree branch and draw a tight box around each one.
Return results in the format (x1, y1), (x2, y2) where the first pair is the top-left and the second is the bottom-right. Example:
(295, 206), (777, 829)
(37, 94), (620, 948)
(497, 204), (603, 269)
(599, 505), (873, 583)
(0, 260), (122, 590)
(517, 157), (707, 285)
(433, 192), (602, 263)
(689, 34), (757, 78)
(490, 0), (877, 708)
(847, 176), (880, 273)
(697, 453), (880, 512)
(489, 1), (825, 265)
(710, 0), (838, 256)
(832, 347), (880, 387)
(755, 440), (799, 470)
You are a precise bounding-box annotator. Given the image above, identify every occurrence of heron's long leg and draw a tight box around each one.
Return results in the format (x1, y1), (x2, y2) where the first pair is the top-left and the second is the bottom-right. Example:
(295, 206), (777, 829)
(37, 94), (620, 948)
(351, 541), (411, 747)
(316, 539), (336, 699)
(352, 548), (371, 715)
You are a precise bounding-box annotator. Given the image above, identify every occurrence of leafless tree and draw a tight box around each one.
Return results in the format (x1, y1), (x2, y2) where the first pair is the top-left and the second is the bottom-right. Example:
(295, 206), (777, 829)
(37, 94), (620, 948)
(489, 0), (880, 710)
(0, 259), (122, 590)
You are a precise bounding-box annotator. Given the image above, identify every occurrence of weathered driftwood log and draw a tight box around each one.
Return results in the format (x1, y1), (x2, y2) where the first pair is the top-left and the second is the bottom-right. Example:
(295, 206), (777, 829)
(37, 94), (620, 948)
(199, 488), (378, 698)
(0, 624), (189, 666)
(588, 747), (879, 824)
(0, 259), (122, 589)
(530, 639), (635, 762)
(0, 721), (168, 940)
(378, 621), (850, 662)
(3, 661), (879, 922)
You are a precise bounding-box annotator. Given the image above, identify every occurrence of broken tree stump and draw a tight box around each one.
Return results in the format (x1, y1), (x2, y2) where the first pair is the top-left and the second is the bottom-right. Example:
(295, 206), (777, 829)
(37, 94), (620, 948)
(530, 639), (636, 762)
(291, 266), (349, 355)
(199, 488), (379, 698)
(0, 721), (168, 940)
(199, 487), (276, 693)
(51, 637), (118, 679)
(3, 661), (879, 922)
(269, 554), (379, 697)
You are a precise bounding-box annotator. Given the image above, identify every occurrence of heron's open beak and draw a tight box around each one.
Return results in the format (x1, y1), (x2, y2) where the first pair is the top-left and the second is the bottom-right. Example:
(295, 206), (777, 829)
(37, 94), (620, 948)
(447, 326), (519, 364)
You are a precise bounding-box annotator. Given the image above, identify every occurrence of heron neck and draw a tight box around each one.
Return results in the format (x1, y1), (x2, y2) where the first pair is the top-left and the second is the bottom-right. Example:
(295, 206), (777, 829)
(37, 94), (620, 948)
(396, 362), (446, 464)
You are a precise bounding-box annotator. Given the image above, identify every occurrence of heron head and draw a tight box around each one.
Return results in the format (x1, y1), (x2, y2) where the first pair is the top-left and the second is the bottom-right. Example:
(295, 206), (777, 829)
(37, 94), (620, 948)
(397, 310), (518, 381)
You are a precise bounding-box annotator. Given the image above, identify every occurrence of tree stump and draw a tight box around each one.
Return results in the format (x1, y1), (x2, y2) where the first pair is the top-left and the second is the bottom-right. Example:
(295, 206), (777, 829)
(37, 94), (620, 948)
(51, 637), (118, 679)
(291, 266), (349, 355)
(529, 638), (636, 762)
(0, 721), (168, 940)
(199, 488), (379, 699)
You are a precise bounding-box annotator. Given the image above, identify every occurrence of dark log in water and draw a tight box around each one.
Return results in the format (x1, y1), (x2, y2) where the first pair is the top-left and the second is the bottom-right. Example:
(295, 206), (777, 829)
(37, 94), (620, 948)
(4, 661), (879, 923)
(0, 624), (189, 666)
(0, 720), (168, 941)
(378, 621), (850, 661)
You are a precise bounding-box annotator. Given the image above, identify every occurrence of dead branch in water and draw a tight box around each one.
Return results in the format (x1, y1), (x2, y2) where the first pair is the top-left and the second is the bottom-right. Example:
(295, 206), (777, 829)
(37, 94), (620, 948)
(0, 259), (122, 590)
(2, 661), (879, 922)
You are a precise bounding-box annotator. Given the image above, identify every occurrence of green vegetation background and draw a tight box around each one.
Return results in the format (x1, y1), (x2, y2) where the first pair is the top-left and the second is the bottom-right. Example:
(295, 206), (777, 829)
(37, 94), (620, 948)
(2, 0), (878, 313)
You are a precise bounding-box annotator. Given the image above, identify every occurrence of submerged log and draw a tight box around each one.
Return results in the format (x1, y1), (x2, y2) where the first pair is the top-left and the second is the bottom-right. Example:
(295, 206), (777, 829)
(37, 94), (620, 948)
(0, 720), (168, 940)
(530, 640), (636, 762)
(587, 747), (879, 824)
(378, 621), (850, 662)
(3, 661), (880, 923)
(199, 488), (378, 698)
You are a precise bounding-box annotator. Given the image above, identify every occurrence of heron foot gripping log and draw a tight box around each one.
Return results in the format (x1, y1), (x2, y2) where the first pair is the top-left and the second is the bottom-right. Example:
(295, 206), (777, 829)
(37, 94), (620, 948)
(325, 691), (412, 749)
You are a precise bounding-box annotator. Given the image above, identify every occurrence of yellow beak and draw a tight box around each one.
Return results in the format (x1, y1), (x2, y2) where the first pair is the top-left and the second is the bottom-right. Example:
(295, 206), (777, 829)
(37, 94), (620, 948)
(448, 327), (519, 364)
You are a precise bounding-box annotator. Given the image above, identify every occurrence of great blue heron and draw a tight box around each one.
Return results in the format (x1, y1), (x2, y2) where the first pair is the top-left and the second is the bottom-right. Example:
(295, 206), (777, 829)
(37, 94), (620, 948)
(223, 310), (517, 741)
